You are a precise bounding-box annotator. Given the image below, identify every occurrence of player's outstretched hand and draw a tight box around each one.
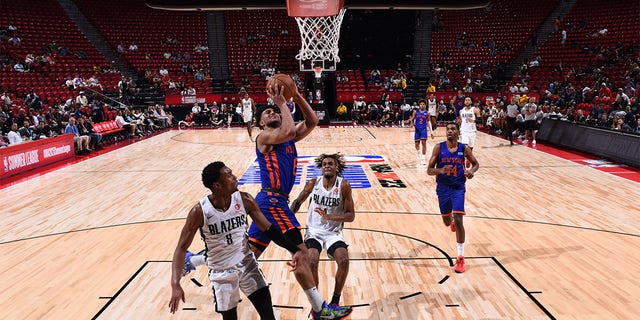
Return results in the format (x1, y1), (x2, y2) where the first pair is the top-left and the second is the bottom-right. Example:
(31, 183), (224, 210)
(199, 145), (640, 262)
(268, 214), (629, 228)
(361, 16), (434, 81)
(169, 284), (185, 314)
(288, 250), (303, 272)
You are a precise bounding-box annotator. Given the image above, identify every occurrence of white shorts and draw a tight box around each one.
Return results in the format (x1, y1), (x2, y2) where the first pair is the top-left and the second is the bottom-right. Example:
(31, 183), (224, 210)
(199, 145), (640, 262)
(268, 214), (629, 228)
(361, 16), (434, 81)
(460, 131), (476, 148)
(304, 227), (347, 259)
(242, 111), (253, 123)
(209, 253), (267, 312)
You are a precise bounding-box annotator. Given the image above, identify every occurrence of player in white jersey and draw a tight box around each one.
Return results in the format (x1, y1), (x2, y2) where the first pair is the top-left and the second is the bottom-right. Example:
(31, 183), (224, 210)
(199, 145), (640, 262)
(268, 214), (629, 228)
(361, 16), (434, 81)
(458, 97), (481, 149)
(427, 94), (437, 138)
(170, 161), (305, 320)
(241, 93), (255, 141)
(290, 153), (355, 307)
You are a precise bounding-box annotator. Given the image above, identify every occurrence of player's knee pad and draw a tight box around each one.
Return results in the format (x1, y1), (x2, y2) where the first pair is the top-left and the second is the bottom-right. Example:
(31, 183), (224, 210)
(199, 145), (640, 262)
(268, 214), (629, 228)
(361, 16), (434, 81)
(327, 241), (349, 260)
(284, 228), (304, 246)
(305, 238), (322, 253)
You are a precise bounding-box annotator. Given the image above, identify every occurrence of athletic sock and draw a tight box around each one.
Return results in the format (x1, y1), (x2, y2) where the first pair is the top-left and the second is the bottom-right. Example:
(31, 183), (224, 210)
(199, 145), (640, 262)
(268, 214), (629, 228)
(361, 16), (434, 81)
(304, 287), (324, 312)
(457, 243), (465, 257)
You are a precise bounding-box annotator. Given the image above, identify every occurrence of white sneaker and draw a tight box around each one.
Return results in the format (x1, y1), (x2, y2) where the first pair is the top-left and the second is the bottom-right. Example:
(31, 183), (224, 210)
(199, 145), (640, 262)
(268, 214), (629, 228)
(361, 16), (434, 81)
(532, 140), (536, 145)
(522, 139), (528, 144)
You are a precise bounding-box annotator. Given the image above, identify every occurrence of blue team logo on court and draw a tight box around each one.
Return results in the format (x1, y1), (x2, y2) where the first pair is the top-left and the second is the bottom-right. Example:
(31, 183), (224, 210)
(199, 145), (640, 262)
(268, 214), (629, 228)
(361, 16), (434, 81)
(238, 155), (383, 188)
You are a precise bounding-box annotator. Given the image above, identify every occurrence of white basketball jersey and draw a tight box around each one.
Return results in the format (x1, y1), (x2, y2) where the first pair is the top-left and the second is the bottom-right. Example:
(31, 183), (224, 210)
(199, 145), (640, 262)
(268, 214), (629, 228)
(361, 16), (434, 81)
(199, 191), (250, 270)
(306, 177), (345, 233)
(242, 98), (253, 114)
(428, 99), (437, 116)
(459, 106), (477, 132)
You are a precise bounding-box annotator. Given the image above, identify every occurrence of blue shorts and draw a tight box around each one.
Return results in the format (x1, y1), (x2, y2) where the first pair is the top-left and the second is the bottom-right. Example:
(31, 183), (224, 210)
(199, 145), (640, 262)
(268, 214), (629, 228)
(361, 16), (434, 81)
(414, 127), (428, 140)
(247, 191), (300, 248)
(436, 183), (466, 215)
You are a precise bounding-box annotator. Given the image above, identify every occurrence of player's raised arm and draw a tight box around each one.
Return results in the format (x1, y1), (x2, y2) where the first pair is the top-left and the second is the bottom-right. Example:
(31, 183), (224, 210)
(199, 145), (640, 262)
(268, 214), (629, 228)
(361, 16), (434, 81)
(257, 84), (296, 147)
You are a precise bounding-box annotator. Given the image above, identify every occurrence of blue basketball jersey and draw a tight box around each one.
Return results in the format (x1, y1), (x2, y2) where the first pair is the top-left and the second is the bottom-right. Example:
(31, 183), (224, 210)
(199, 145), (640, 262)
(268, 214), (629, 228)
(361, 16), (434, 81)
(414, 109), (429, 130)
(256, 138), (298, 194)
(436, 141), (466, 186)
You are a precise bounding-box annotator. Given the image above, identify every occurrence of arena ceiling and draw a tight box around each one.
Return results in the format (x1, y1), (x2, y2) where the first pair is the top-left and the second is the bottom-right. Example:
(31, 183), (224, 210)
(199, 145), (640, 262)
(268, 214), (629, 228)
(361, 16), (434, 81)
(145, 0), (491, 11)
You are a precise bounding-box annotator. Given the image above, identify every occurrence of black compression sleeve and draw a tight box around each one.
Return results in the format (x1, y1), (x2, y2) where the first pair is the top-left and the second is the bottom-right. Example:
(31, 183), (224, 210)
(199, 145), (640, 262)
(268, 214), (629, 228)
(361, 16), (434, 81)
(265, 225), (301, 254)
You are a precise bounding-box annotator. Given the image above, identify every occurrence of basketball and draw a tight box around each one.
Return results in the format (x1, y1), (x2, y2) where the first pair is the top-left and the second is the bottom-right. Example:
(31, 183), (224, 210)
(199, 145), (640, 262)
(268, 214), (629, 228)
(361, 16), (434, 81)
(267, 74), (297, 100)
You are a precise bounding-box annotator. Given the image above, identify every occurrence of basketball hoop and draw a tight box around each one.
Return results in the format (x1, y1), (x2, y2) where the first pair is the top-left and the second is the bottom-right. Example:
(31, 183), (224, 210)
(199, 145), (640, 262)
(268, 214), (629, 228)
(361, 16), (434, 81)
(313, 66), (323, 79)
(287, 0), (346, 71)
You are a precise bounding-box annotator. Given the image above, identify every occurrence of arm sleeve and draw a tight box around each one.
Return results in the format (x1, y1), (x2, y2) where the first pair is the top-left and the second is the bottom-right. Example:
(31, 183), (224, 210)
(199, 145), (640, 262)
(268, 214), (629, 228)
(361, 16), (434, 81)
(264, 225), (301, 254)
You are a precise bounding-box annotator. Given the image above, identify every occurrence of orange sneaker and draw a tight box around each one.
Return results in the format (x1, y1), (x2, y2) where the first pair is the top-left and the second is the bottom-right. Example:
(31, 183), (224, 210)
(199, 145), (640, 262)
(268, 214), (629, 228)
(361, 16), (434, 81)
(455, 256), (465, 273)
(450, 222), (456, 232)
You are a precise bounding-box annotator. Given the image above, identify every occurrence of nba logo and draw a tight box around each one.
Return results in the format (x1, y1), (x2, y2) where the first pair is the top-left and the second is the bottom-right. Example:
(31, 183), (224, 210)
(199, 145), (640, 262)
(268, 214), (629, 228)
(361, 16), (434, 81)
(3, 156), (7, 172)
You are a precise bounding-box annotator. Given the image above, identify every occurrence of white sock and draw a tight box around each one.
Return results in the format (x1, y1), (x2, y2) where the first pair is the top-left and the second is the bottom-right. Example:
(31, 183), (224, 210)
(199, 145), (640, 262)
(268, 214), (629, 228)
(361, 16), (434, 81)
(457, 243), (465, 257)
(192, 254), (206, 267)
(304, 287), (324, 312)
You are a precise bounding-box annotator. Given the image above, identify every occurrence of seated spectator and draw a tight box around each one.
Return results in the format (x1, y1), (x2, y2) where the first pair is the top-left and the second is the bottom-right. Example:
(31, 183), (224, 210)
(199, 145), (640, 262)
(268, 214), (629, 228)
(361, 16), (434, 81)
(19, 120), (35, 141)
(8, 36), (20, 46)
(612, 117), (632, 131)
(178, 112), (195, 128)
(7, 122), (23, 144)
(78, 117), (102, 149)
(33, 121), (54, 139)
(14, 63), (26, 72)
(65, 117), (91, 154)
(115, 110), (136, 137)
(336, 102), (348, 121)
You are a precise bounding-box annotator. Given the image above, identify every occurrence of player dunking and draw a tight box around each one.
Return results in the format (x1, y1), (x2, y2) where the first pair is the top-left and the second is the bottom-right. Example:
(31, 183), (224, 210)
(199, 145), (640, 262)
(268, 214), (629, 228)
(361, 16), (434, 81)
(290, 153), (355, 307)
(169, 162), (305, 319)
(249, 84), (352, 319)
(180, 84), (352, 319)
(406, 99), (431, 165)
(241, 93), (255, 141)
(427, 123), (479, 273)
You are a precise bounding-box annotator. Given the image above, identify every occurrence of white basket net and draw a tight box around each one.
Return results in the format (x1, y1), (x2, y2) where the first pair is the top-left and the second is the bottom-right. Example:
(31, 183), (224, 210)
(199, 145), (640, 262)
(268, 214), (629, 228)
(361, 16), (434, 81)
(294, 8), (346, 64)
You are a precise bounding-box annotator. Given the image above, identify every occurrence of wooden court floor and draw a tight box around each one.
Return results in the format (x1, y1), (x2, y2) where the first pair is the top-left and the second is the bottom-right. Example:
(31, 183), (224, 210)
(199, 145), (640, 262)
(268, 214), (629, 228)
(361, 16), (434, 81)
(1, 126), (638, 319)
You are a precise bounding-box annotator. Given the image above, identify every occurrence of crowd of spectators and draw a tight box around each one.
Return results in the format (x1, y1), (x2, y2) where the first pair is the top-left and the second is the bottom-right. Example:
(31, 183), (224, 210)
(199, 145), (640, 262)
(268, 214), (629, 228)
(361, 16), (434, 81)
(0, 85), (175, 153)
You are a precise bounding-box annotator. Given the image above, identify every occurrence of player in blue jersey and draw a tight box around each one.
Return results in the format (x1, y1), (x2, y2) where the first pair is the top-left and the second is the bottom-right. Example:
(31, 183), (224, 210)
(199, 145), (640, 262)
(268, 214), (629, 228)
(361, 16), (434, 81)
(406, 99), (431, 165)
(251, 84), (352, 319)
(427, 122), (479, 273)
(182, 85), (352, 320)
(450, 89), (466, 119)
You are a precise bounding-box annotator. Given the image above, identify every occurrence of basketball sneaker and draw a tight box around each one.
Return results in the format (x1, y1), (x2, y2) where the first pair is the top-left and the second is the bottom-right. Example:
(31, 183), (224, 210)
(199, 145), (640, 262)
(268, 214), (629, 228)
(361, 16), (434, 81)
(450, 222), (456, 232)
(182, 251), (196, 277)
(310, 302), (353, 319)
(454, 256), (465, 273)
